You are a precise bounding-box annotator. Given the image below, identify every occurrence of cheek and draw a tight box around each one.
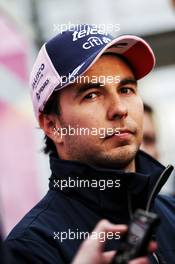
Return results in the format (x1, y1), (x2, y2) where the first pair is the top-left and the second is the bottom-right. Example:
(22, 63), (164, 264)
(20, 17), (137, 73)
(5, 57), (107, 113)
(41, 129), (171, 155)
(62, 103), (105, 128)
(131, 97), (143, 122)
(128, 97), (144, 140)
(136, 102), (144, 141)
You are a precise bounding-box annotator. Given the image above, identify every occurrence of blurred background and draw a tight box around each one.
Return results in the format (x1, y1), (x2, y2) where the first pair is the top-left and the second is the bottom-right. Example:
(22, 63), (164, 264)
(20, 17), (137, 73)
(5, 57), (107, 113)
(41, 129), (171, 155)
(0, 0), (175, 235)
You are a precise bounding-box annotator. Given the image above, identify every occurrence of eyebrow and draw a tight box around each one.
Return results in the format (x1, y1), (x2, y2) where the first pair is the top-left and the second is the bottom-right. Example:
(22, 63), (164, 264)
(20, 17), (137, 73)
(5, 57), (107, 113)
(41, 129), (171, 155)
(119, 77), (137, 86)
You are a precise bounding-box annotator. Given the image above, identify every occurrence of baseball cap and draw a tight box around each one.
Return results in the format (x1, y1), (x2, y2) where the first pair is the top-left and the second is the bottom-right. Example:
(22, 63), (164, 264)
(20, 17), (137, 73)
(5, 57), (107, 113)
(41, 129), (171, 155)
(30, 24), (155, 121)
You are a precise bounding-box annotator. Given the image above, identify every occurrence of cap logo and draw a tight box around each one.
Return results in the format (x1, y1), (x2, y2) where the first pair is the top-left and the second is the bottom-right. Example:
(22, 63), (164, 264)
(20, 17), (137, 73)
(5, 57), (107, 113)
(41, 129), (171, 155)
(83, 36), (111, 50)
(36, 78), (50, 101)
(32, 63), (45, 90)
(72, 26), (108, 41)
(69, 62), (85, 79)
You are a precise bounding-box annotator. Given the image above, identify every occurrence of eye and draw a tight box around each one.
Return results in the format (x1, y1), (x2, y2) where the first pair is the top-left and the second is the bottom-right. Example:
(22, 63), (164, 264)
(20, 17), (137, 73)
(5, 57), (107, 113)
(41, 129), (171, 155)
(120, 87), (135, 94)
(84, 92), (98, 100)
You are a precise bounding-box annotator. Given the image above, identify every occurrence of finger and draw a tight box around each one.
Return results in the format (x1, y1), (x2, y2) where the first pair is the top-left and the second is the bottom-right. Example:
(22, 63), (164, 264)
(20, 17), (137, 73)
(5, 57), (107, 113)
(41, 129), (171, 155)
(100, 240), (156, 264)
(129, 241), (157, 264)
(94, 220), (127, 234)
(148, 241), (157, 252)
(89, 220), (127, 250)
(129, 257), (150, 264)
(102, 250), (116, 263)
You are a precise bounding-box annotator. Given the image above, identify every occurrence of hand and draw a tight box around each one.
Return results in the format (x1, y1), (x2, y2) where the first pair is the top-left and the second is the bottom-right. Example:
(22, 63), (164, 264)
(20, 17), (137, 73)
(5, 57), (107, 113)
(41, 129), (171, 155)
(71, 220), (157, 264)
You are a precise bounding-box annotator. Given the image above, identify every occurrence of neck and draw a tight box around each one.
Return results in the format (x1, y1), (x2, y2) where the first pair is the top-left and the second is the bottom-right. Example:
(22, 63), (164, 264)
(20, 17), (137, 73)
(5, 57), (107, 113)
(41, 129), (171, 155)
(123, 159), (136, 172)
(56, 149), (136, 173)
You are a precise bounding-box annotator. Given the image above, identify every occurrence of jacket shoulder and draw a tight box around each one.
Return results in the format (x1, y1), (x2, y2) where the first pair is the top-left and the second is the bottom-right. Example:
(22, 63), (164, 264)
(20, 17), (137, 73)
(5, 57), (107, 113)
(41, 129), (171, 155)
(154, 194), (175, 232)
(153, 194), (175, 263)
(6, 190), (57, 241)
(154, 194), (175, 215)
(5, 237), (65, 264)
(5, 191), (66, 264)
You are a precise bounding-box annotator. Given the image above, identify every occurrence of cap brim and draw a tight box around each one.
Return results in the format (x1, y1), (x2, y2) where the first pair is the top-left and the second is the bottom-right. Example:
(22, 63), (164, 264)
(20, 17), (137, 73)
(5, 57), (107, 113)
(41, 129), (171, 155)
(103, 35), (156, 80)
(56, 35), (155, 91)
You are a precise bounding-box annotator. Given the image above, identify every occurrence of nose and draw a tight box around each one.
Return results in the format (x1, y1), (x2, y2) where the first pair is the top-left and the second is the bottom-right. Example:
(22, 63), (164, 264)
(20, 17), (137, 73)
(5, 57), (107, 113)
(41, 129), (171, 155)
(107, 94), (128, 121)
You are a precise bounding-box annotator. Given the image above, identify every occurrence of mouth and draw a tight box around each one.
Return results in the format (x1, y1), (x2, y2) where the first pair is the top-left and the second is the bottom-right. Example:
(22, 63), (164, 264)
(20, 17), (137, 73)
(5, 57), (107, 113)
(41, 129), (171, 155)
(105, 128), (135, 141)
(106, 128), (133, 136)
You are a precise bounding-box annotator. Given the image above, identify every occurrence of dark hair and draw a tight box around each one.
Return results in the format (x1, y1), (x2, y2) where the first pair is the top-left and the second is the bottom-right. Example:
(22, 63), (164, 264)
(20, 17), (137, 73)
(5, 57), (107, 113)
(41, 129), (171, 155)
(143, 103), (153, 115)
(41, 90), (61, 155)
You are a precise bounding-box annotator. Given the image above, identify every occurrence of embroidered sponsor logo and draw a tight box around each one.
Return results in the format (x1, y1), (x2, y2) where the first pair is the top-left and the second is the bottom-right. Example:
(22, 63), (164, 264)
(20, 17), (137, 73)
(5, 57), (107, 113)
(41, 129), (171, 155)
(82, 36), (111, 50)
(72, 26), (108, 41)
(68, 62), (85, 81)
(36, 78), (50, 101)
(32, 63), (45, 90)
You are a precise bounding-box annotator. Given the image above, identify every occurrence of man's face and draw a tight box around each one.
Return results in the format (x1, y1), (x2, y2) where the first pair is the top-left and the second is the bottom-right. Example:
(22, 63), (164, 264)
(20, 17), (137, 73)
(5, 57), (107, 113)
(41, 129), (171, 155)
(57, 55), (144, 169)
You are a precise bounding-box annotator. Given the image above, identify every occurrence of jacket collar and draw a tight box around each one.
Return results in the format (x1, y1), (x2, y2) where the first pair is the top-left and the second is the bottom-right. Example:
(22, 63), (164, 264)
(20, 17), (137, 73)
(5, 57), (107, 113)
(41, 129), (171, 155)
(49, 150), (166, 223)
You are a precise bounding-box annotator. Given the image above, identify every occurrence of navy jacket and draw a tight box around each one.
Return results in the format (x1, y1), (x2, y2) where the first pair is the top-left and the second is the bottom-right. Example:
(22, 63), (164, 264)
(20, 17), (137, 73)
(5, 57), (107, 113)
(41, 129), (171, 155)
(5, 151), (175, 263)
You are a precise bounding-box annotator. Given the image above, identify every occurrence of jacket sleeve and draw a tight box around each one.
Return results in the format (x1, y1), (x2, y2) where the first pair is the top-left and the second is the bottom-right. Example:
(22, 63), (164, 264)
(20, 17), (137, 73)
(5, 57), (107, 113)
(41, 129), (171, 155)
(153, 194), (175, 264)
(5, 238), (66, 264)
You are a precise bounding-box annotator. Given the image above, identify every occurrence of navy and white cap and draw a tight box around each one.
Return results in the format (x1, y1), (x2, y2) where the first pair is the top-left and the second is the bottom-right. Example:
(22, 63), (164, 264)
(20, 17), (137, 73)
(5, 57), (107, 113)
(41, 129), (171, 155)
(30, 24), (155, 121)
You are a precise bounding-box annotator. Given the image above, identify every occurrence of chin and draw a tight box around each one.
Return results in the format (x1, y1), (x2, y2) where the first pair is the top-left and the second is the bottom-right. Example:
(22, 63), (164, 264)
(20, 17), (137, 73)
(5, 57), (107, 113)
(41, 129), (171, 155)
(97, 144), (138, 169)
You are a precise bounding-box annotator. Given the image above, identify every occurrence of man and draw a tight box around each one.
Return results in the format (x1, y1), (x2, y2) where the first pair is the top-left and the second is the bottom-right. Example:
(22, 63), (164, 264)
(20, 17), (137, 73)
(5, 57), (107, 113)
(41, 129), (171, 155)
(140, 103), (158, 159)
(5, 25), (175, 263)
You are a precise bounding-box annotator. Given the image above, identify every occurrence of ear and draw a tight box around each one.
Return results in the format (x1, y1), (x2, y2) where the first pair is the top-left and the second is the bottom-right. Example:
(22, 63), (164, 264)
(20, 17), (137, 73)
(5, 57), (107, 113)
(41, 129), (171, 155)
(39, 113), (63, 144)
